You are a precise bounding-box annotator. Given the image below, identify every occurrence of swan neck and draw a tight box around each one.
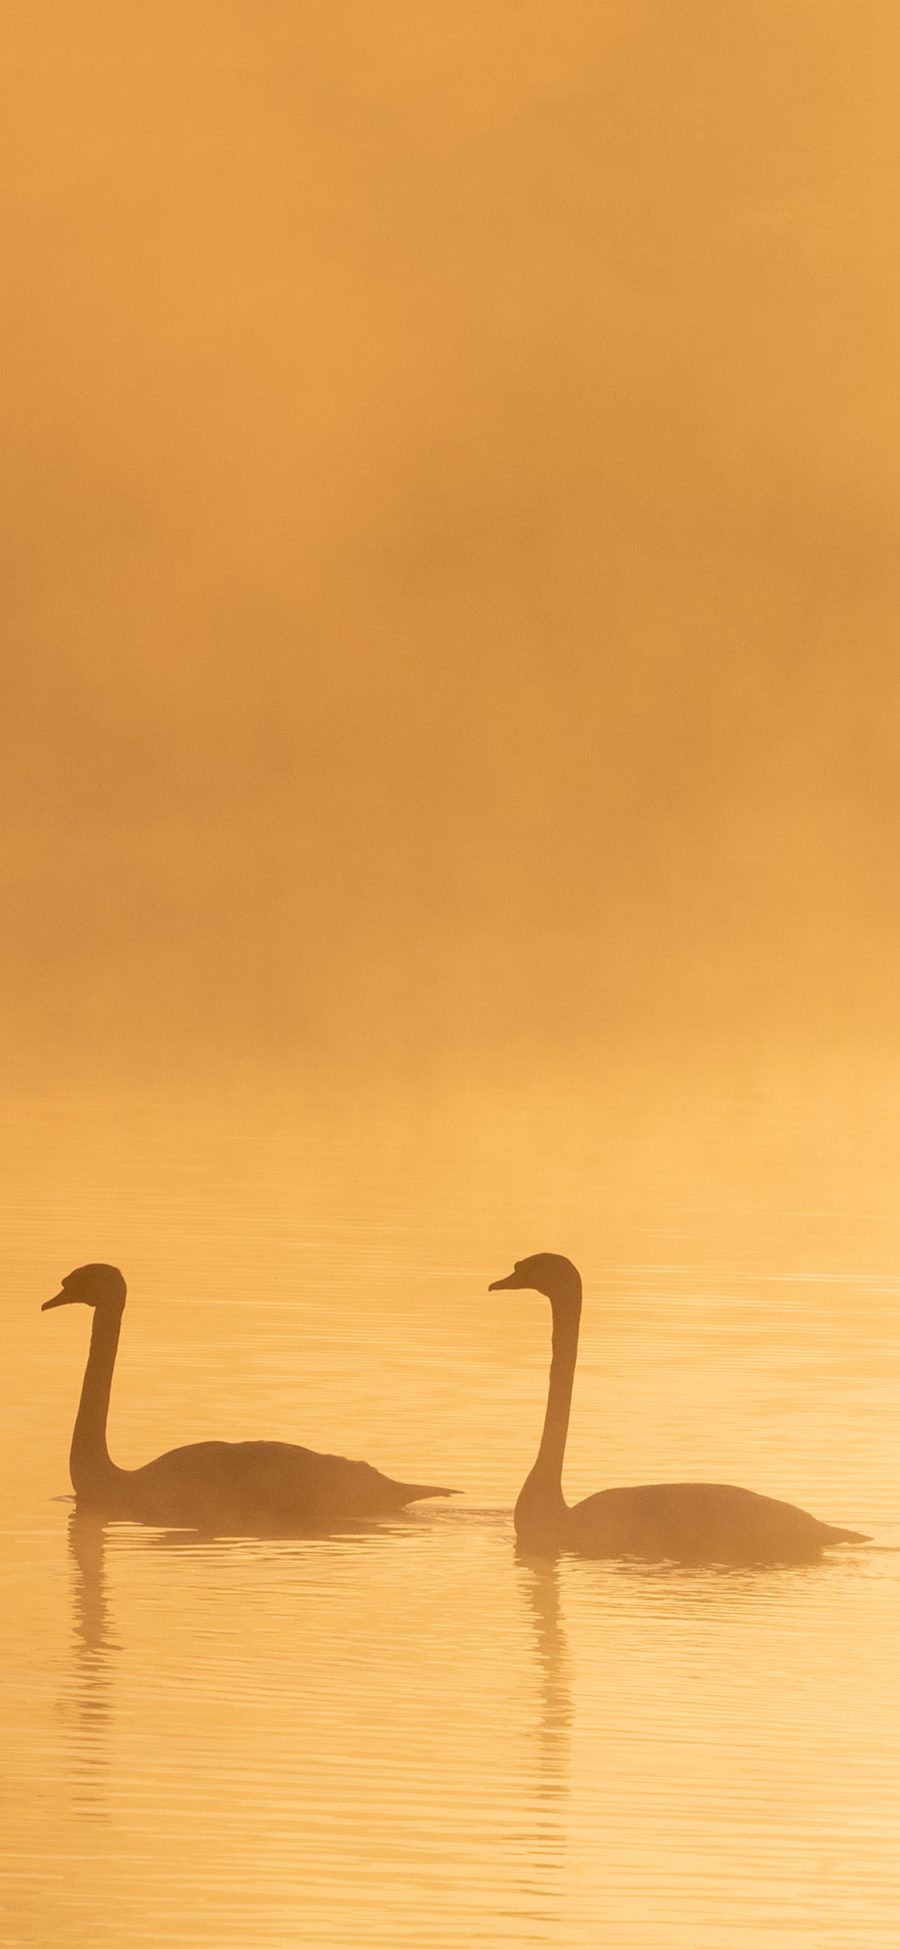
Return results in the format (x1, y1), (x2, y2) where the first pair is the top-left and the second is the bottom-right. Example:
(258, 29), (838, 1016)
(70, 1305), (123, 1499)
(515, 1283), (581, 1553)
(536, 1292), (581, 1481)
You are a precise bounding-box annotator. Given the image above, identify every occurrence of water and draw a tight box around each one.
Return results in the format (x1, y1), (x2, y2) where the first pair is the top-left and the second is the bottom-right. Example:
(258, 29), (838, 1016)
(2, 1076), (899, 1946)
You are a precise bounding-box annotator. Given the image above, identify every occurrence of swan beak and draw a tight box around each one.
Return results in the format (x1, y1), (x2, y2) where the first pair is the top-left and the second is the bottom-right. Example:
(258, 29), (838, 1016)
(488, 1271), (521, 1290)
(42, 1291), (74, 1310)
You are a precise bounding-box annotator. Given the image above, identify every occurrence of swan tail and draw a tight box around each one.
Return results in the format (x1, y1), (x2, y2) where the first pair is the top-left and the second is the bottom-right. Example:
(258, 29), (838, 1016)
(827, 1525), (870, 1544)
(397, 1482), (459, 1504)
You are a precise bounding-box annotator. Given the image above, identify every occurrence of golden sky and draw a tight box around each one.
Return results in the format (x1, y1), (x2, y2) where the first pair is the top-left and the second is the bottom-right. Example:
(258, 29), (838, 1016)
(3, 4), (899, 1077)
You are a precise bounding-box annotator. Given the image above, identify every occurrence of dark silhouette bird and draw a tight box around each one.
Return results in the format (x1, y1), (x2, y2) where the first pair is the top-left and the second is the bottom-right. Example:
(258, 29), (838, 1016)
(44, 1264), (454, 1533)
(489, 1253), (869, 1565)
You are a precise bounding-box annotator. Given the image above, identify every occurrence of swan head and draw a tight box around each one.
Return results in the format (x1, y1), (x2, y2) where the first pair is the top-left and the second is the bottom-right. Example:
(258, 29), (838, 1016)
(489, 1254), (582, 1305)
(42, 1264), (127, 1313)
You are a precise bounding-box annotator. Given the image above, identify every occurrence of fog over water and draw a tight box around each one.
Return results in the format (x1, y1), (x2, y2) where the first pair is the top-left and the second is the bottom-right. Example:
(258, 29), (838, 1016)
(4, 3), (900, 1085)
(4, 8), (900, 1947)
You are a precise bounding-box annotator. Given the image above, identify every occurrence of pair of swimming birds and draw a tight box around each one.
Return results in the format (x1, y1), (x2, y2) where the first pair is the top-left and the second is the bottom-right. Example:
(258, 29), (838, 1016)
(44, 1254), (869, 1565)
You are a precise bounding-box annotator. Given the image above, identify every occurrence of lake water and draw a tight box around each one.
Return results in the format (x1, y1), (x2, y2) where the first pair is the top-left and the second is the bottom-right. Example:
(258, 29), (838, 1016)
(2, 1072), (899, 1946)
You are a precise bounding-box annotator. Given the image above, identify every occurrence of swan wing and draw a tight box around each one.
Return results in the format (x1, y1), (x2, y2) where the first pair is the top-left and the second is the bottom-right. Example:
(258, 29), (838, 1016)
(567, 1481), (868, 1564)
(125, 1439), (453, 1531)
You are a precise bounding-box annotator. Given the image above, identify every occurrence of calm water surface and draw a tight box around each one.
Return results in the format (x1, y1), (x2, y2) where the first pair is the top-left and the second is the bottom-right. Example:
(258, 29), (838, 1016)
(2, 1078), (899, 1946)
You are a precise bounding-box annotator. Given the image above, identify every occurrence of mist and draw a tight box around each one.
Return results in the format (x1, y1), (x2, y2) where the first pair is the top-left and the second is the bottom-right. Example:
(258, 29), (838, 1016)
(4, 3), (900, 1085)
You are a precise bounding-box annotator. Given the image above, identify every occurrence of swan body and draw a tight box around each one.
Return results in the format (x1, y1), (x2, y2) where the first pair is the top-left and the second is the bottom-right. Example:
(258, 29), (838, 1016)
(490, 1253), (869, 1565)
(44, 1264), (454, 1533)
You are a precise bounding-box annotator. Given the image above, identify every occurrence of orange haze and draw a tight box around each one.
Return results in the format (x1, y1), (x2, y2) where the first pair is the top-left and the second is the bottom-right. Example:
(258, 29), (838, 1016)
(3, 4), (900, 1084)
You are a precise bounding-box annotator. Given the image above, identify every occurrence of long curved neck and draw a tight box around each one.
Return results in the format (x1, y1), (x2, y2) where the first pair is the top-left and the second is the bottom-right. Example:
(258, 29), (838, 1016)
(515, 1277), (582, 1552)
(536, 1297), (581, 1479)
(70, 1306), (124, 1500)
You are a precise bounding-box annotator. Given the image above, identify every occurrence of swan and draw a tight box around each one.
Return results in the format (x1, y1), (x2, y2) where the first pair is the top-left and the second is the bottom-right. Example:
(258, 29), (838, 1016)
(490, 1253), (869, 1564)
(44, 1263), (455, 1533)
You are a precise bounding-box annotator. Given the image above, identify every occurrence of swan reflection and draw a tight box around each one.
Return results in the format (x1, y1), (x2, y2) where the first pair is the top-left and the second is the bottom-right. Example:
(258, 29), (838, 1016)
(66, 1510), (118, 1818)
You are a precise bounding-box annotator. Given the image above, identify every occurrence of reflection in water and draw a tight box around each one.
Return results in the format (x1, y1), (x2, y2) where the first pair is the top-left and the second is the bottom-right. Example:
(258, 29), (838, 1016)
(517, 1555), (573, 1794)
(67, 1512), (117, 1818)
(515, 1554), (573, 1926)
(69, 1512), (116, 1663)
(492, 1254), (871, 1564)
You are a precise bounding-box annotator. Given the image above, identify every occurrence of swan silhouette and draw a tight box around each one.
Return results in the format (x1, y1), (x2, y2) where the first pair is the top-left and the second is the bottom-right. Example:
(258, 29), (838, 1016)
(490, 1253), (869, 1564)
(44, 1264), (454, 1533)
